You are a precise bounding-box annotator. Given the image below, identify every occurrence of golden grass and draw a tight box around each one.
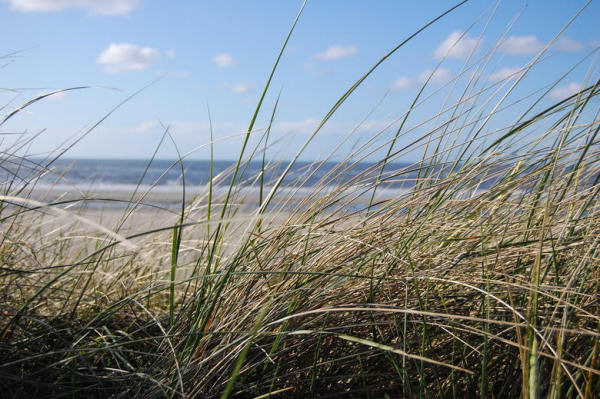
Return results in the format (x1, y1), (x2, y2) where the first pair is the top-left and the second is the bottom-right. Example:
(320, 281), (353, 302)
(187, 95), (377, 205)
(1, 2), (599, 397)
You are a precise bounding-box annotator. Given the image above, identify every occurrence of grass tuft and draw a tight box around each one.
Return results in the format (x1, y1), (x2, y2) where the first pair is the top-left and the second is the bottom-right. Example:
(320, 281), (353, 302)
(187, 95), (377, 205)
(1, 2), (599, 397)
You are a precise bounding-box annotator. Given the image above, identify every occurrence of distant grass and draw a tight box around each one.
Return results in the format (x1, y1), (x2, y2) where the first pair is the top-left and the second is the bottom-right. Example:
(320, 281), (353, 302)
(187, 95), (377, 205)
(1, 1), (599, 398)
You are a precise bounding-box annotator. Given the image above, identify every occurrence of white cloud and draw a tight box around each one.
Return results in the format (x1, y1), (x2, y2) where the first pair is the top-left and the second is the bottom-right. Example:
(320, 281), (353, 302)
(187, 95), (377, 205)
(166, 49), (176, 59)
(4, 0), (139, 15)
(278, 118), (320, 132)
(500, 35), (544, 55)
(418, 68), (452, 84)
(169, 120), (211, 133)
(549, 82), (583, 100)
(390, 76), (412, 91)
(171, 120), (237, 135)
(34, 90), (67, 101)
(97, 43), (159, 72)
(302, 62), (328, 77)
(218, 81), (255, 94)
(118, 120), (240, 136)
(130, 120), (160, 133)
(156, 69), (189, 78)
(212, 53), (238, 68)
(277, 118), (395, 136)
(314, 45), (358, 61)
(487, 66), (524, 82)
(497, 36), (582, 56)
(170, 70), (189, 78)
(231, 82), (254, 94)
(355, 119), (395, 133)
(433, 31), (480, 59)
(175, 70), (189, 78)
(50, 90), (67, 100)
(554, 37), (584, 52)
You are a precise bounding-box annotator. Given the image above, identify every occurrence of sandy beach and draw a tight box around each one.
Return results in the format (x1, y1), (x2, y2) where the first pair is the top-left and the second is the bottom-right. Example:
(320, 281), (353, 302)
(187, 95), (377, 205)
(4, 185), (295, 254)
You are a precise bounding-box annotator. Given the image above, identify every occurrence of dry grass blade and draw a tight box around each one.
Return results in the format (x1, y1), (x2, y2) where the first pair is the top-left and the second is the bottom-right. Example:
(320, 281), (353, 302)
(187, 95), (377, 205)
(1, 1), (599, 398)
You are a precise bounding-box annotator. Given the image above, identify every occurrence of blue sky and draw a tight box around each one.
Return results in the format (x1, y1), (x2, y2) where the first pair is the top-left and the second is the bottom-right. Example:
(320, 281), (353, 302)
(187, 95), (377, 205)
(1, 0), (598, 161)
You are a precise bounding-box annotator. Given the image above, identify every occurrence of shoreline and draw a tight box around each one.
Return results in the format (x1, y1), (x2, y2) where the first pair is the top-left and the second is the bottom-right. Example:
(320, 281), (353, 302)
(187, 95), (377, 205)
(20, 182), (414, 210)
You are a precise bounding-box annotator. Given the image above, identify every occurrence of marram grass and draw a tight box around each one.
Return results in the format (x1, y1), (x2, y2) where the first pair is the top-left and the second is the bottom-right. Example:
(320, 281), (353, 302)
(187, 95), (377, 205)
(1, 2), (600, 398)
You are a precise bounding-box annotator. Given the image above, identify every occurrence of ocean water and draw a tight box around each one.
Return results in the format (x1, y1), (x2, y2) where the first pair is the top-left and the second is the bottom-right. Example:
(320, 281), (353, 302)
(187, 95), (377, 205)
(0, 158), (496, 209)
(4, 158), (420, 189)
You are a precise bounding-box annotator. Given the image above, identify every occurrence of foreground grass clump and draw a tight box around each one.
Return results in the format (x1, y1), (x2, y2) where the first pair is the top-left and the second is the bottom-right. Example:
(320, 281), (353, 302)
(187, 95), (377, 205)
(1, 83), (599, 397)
(1, 4), (600, 397)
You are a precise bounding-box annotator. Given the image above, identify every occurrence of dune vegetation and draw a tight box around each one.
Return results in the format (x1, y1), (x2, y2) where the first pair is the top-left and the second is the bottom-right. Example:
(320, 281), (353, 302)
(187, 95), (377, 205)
(1, 2), (599, 398)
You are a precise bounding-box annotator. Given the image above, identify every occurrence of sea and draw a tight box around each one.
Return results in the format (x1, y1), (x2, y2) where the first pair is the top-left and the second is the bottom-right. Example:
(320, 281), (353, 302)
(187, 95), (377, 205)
(0, 158), (489, 210)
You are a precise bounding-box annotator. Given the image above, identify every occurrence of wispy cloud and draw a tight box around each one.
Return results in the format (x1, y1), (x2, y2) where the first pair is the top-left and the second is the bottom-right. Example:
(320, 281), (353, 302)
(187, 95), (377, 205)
(115, 119), (240, 136)
(487, 66), (524, 82)
(389, 68), (452, 91)
(278, 118), (320, 132)
(97, 43), (159, 73)
(35, 90), (67, 101)
(129, 120), (160, 134)
(390, 76), (412, 91)
(231, 82), (254, 94)
(549, 82), (583, 100)
(553, 37), (584, 52)
(4, 0), (139, 15)
(418, 68), (452, 84)
(166, 49), (176, 59)
(277, 118), (396, 136)
(302, 62), (329, 77)
(212, 53), (238, 68)
(218, 81), (255, 94)
(499, 35), (583, 56)
(433, 31), (480, 59)
(500, 35), (544, 55)
(313, 45), (358, 61)
(170, 70), (190, 78)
